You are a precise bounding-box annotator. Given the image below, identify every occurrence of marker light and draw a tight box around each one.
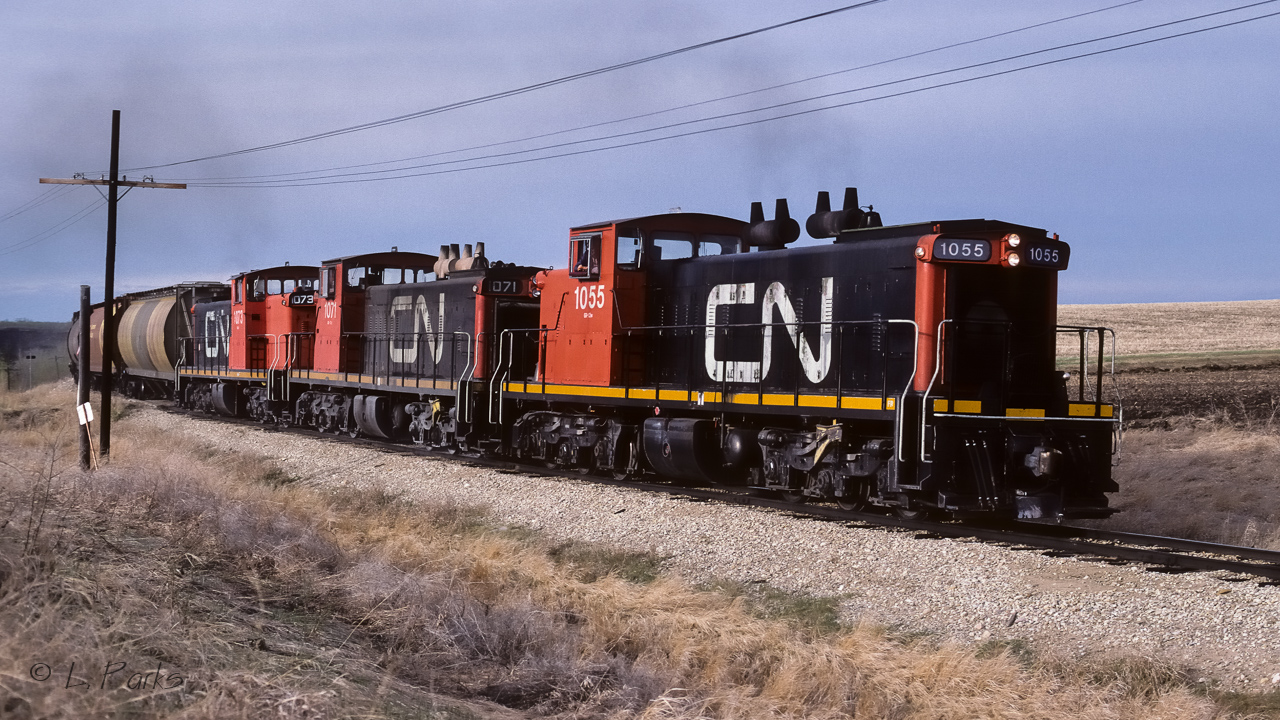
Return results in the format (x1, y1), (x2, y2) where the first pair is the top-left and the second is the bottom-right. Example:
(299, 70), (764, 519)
(914, 246), (926, 258)
(1004, 233), (1022, 248)
(1007, 252), (1021, 267)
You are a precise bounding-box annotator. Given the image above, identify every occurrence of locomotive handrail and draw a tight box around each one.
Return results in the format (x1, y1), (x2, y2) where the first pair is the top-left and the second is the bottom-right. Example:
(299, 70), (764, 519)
(1055, 325), (1123, 461)
(268, 333), (287, 401)
(280, 332), (316, 401)
(174, 340), (186, 398)
(920, 318), (952, 463)
(921, 323), (1124, 463)
(890, 320), (919, 464)
(492, 318), (918, 417)
(490, 328), (518, 425)
(1054, 325), (1118, 402)
(455, 331), (475, 422)
(338, 330), (468, 389)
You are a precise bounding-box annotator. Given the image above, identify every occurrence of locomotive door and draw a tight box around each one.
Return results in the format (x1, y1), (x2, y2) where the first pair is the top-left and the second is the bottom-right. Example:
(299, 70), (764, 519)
(493, 299), (541, 382)
(611, 227), (647, 386)
(487, 298), (541, 424)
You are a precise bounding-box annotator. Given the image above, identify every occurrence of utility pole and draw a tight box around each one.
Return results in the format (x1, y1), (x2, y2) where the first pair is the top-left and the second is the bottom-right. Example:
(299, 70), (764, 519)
(78, 285), (92, 469)
(40, 110), (185, 460)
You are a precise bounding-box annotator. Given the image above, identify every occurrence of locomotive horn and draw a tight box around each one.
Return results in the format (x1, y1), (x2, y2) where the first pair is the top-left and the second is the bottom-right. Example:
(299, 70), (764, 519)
(806, 187), (866, 238)
(747, 198), (801, 250)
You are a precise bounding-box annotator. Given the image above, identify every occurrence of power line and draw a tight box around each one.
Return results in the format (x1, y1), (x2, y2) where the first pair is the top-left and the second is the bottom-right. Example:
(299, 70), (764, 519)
(120, 0), (892, 173)
(0, 185), (75, 223)
(182, 1), (1280, 188)
(180, 0), (1152, 185)
(0, 196), (106, 257)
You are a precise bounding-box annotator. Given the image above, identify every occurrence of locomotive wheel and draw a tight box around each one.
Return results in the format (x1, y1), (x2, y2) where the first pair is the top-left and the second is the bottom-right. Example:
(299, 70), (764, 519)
(780, 488), (808, 504)
(548, 439), (575, 471)
(610, 431), (641, 481)
(780, 468), (808, 504)
(574, 446), (594, 475)
(835, 480), (871, 512)
(894, 504), (935, 521)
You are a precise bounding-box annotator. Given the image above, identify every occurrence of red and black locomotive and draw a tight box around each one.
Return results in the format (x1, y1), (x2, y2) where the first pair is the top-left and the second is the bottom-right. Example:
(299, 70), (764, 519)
(70, 187), (1121, 520)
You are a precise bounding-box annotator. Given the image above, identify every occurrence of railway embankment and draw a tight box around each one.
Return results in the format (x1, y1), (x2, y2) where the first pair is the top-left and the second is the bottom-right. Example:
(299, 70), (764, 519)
(139, 405), (1280, 694)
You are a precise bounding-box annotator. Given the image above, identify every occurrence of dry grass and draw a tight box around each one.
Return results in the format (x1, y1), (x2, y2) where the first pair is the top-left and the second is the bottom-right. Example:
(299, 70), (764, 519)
(1099, 422), (1280, 549)
(1058, 299), (1280, 363)
(0, 385), (1268, 718)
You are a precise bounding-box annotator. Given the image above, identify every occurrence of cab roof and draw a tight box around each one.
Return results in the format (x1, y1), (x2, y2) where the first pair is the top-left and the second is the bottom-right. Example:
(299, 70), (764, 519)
(320, 250), (437, 266)
(230, 265), (321, 281)
(570, 212), (748, 235)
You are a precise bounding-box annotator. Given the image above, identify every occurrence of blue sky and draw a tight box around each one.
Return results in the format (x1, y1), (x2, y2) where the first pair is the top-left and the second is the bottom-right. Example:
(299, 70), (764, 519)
(1, 0), (1277, 320)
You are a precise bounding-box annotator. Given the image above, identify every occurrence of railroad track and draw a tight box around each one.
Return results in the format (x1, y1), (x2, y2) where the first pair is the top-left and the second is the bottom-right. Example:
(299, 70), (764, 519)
(162, 404), (1280, 584)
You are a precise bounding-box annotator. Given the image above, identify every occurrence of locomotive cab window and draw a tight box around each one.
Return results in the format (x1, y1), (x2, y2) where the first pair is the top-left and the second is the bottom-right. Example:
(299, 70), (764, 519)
(346, 266), (387, 289)
(569, 234), (601, 279)
(233, 280), (242, 304)
(250, 277), (266, 301)
(651, 231), (695, 261)
(321, 266), (337, 299)
(699, 234), (740, 256)
(617, 228), (642, 269)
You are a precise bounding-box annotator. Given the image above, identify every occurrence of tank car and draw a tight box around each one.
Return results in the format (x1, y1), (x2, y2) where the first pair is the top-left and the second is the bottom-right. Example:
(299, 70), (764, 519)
(68, 282), (229, 398)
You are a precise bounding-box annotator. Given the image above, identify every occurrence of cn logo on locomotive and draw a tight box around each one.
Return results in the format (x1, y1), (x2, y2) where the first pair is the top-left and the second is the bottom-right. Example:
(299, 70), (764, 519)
(203, 311), (230, 358)
(388, 294), (446, 364)
(704, 277), (833, 383)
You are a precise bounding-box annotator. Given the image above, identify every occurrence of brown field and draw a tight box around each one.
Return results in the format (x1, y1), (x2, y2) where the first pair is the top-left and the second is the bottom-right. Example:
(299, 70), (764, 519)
(7, 385), (1273, 719)
(1058, 299), (1280, 367)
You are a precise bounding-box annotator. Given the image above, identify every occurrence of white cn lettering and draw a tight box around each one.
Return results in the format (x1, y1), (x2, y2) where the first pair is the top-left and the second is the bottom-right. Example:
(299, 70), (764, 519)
(204, 310), (230, 358)
(704, 283), (759, 382)
(390, 293), (446, 364)
(761, 277), (833, 383)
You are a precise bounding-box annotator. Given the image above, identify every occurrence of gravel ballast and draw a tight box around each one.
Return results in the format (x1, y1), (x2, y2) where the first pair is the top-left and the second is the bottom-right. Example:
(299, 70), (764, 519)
(137, 407), (1280, 691)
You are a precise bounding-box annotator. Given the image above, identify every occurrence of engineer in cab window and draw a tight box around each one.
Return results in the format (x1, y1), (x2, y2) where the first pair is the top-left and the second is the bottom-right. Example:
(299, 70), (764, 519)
(573, 236), (600, 277)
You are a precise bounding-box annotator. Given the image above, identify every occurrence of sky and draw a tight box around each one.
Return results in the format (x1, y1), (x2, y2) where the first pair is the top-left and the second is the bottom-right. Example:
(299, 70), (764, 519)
(1, 0), (1277, 321)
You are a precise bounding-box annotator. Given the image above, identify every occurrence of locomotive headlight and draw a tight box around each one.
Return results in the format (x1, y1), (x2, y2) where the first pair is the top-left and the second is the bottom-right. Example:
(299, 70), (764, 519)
(914, 246), (926, 259)
(1004, 233), (1022, 248)
(1007, 252), (1021, 267)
